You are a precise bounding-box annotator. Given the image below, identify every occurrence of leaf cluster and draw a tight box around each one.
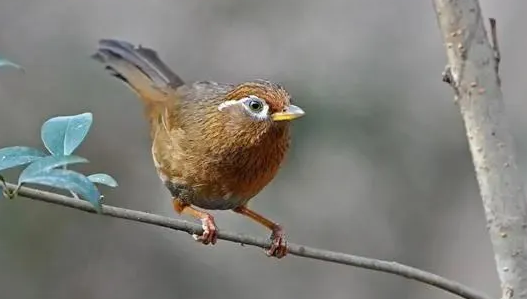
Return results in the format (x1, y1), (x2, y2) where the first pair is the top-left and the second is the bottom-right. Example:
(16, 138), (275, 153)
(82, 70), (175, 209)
(0, 58), (117, 211)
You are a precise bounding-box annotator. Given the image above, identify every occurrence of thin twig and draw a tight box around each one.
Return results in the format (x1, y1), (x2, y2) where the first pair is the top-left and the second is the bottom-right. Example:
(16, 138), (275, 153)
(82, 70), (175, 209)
(489, 18), (501, 86)
(1, 182), (490, 299)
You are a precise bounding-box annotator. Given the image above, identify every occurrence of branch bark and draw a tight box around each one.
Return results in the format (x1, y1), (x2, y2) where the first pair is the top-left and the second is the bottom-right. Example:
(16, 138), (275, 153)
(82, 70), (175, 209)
(2, 182), (489, 299)
(432, 1), (527, 298)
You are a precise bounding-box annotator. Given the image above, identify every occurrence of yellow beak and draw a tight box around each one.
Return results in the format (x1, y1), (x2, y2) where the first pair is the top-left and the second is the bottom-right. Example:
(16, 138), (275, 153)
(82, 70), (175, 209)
(271, 105), (305, 122)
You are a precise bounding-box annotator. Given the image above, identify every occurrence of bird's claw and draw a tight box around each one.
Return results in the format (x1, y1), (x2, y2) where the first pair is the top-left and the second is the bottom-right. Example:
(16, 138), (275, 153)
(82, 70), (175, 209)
(266, 225), (287, 258)
(192, 215), (218, 245)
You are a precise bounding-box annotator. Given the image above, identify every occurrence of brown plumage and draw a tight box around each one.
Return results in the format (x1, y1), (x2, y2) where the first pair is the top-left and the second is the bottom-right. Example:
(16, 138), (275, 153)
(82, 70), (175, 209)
(92, 39), (304, 258)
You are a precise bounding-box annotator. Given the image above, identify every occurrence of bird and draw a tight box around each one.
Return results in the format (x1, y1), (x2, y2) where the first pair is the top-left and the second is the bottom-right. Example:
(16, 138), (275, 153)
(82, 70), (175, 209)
(92, 39), (304, 258)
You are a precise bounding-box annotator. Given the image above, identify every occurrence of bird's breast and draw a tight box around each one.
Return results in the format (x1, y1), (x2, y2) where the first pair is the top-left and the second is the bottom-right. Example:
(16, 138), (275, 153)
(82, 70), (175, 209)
(217, 128), (290, 201)
(153, 120), (290, 210)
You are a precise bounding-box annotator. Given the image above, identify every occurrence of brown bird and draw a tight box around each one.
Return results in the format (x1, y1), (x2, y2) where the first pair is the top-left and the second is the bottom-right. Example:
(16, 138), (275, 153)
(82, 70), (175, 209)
(92, 39), (304, 258)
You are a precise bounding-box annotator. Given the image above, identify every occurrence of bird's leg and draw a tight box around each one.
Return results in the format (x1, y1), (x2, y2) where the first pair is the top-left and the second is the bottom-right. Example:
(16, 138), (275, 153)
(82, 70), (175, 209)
(173, 198), (218, 245)
(232, 206), (287, 258)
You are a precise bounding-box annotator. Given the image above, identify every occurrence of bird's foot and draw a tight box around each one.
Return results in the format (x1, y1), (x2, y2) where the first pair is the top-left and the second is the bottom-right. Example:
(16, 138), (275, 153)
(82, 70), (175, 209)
(266, 225), (288, 258)
(192, 214), (218, 245)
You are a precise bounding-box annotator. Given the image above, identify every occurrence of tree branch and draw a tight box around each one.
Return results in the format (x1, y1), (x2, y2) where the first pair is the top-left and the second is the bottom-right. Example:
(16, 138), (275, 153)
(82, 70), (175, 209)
(2, 183), (489, 299)
(432, 1), (527, 299)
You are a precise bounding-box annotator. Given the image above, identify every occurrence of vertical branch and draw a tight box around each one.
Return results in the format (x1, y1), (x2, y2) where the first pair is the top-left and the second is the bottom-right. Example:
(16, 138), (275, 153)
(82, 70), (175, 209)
(432, 1), (527, 299)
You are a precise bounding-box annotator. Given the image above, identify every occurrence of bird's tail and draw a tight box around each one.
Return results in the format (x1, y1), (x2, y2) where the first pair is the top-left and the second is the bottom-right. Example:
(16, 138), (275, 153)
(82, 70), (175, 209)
(92, 39), (185, 105)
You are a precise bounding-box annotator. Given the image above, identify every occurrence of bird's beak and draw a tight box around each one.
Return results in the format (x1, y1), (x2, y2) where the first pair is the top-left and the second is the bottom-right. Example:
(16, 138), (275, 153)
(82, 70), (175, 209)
(272, 105), (305, 122)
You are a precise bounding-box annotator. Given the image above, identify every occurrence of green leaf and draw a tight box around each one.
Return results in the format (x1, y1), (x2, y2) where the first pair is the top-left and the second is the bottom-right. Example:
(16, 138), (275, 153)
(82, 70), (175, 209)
(87, 173), (118, 187)
(41, 113), (93, 155)
(19, 155), (88, 183)
(0, 58), (22, 70)
(0, 146), (47, 172)
(19, 169), (101, 211)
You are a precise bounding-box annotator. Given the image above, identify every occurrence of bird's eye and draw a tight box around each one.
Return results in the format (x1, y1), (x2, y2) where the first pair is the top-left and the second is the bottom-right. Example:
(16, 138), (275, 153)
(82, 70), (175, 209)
(247, 99), (264, 112)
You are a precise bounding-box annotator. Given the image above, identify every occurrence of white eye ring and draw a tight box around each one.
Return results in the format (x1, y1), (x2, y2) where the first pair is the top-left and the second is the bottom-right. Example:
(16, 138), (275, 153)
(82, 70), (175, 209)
(240, 95), (269, 120)
(246, 97), (265, 112)
(218, 95), (270, 121)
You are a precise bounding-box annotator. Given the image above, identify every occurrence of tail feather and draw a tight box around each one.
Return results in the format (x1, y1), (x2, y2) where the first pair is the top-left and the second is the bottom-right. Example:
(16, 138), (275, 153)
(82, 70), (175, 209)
(135, 46), (184, 89)
(92, 39), (184, 103)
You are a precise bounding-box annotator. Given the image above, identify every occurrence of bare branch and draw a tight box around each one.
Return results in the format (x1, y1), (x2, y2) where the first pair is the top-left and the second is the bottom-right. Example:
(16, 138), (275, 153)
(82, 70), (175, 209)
(2, 182), (489, 299)
(432, 1), (527, 298)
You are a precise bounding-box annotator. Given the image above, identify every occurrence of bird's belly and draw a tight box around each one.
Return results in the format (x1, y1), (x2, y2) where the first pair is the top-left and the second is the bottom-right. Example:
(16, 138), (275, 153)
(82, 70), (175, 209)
(192, 195), (248, 210)
(164, 180), (248, 210)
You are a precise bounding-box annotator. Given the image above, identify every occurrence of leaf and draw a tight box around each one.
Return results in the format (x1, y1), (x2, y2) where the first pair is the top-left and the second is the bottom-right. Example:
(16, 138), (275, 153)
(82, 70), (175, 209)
(87, 173), (118, 187)
(0, 146), (47, 172)
(41, 113), (93, 156)
(0, 58), (22, 70)
(19, 168), (101, 211)
(19, 155), (88, 183)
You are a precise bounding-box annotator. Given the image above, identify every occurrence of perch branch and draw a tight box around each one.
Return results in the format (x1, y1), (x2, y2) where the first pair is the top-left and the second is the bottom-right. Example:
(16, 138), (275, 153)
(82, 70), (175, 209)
(2, 182), (490, 299)
(433, 1), (527, 298)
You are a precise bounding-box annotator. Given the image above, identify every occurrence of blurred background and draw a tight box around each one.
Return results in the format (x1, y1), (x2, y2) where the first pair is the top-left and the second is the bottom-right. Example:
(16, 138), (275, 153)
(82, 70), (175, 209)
(0, 0), (523, 298)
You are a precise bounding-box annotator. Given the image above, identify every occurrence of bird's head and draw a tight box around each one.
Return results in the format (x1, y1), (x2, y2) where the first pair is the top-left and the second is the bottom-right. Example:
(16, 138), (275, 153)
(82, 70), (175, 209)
(218, 80), (305, 128)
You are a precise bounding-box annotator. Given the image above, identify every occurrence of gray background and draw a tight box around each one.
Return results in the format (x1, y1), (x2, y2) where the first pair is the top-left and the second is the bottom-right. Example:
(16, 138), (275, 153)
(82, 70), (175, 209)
(0, 0), (523, 298)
